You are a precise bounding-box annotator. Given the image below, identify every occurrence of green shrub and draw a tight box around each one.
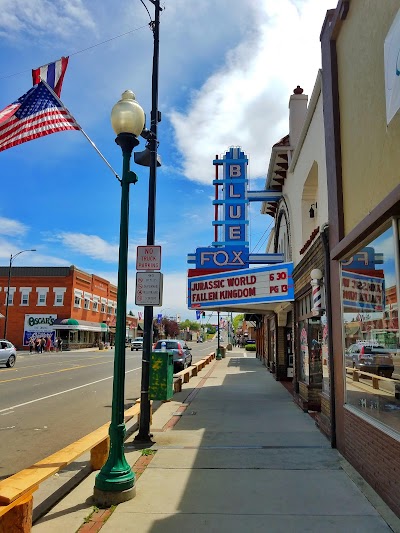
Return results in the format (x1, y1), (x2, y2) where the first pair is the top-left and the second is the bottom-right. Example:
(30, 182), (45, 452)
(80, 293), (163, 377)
(245, 344), (256, 351)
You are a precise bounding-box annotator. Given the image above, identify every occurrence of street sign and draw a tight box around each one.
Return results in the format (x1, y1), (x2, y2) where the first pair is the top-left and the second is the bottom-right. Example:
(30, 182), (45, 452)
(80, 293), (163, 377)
(136, 245), (162, 271)
(135, 272), (163, 306)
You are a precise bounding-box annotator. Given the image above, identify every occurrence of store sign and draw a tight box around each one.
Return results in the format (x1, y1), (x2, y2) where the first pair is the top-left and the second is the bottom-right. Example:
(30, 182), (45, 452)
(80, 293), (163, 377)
(342, 270), (385, 313)
(188, 263), (294, 308)
(23, 314), (57, 346)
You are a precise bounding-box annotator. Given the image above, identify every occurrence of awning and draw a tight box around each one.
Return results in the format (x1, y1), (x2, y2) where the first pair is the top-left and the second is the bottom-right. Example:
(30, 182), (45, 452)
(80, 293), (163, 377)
(53, 318), (109, 332)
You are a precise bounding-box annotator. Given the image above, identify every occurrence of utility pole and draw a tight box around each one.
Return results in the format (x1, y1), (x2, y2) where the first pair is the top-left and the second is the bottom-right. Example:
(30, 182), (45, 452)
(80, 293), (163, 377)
(135, 0), (162, 444)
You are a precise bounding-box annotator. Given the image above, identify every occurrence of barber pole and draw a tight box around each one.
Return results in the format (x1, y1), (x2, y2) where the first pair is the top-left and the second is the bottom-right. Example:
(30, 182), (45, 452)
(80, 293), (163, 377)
(310, 269), (324, 316)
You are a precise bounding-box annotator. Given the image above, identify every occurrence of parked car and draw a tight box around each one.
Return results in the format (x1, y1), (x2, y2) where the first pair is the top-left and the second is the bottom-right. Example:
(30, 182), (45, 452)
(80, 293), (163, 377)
(0, 339), (17, 367)
(153, 339), (192, 372)
(345, 343), (394, 378)
(130, 337), (144, 351)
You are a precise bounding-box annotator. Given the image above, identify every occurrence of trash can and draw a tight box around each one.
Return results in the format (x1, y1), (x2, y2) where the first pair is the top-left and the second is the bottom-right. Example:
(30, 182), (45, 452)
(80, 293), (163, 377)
(149, 351), (174, 401)
(220, 346), (226, 358)
(227, 343), (232, 351)
(98, 341), (104, 350)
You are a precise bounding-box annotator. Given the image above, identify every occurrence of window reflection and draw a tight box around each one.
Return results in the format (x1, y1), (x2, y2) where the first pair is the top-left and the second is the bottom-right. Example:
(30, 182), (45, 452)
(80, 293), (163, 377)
(341, 224), (400, 433)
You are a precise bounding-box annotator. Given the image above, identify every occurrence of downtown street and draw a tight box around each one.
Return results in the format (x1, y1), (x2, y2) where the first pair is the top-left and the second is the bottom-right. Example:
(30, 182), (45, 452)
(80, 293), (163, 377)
(0, 341), (215, 479)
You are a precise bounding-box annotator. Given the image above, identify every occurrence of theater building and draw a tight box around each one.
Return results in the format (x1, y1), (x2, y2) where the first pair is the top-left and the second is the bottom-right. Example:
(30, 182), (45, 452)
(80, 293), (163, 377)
(0, 265), (137, 350)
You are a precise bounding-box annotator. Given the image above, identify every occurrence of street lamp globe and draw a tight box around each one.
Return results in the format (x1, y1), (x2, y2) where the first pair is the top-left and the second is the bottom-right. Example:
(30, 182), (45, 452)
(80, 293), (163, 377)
(111, 90), (145, 137)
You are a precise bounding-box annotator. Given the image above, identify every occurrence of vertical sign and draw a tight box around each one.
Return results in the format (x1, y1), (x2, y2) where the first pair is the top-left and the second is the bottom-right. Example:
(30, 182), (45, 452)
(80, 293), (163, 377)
(223, 147), (248, 245)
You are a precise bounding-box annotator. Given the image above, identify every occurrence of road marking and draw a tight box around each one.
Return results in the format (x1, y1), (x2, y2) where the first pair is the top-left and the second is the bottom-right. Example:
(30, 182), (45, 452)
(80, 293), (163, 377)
(0, 359), (116, 383)
(0, 366), (141, 413)
(0, 354), (113, 373)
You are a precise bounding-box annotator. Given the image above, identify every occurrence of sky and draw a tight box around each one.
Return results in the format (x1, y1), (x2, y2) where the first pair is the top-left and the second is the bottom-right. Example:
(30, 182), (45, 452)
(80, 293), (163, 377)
(0, 0), (335, 322)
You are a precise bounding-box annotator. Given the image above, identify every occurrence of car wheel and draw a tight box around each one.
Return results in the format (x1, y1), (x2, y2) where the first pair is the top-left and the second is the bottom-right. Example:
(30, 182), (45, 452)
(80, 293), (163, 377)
(6, 355), (16, 368)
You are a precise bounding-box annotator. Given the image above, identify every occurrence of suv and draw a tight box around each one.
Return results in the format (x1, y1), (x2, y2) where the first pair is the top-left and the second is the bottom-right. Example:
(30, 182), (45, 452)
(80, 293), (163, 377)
(0, 339), (17, 367)
(345, 343), (394, 378)
(130, 337), (144, 351)
(153, 339), (192, 372)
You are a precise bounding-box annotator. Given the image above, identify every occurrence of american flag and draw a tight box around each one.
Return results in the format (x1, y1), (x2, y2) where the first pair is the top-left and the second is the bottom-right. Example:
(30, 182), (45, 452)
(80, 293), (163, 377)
(32, 57), (69, 97)
(0, 81), (80, 153)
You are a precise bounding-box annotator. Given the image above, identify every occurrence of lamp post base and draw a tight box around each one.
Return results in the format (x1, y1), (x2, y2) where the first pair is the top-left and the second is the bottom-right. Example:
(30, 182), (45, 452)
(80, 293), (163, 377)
(216, 348), (222, 360)
(93, 486), (136, 507)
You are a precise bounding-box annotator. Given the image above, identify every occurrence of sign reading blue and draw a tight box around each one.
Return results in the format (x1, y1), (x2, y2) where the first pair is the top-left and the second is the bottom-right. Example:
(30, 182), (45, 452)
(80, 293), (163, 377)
(187, 146), (284, 277)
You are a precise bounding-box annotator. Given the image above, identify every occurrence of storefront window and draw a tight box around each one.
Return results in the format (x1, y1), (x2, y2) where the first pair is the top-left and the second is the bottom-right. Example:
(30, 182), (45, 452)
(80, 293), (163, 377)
(299, 320), (309, 383)
(321, 314), (330, 394)
(341, 222), (400, 433)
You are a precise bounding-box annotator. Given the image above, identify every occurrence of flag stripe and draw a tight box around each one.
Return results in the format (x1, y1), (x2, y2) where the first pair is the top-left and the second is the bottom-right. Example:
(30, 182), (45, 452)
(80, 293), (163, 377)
(0, 113), (79, 152)
(47, 63), (56, 88)
(0, 119), (79, 152)
(0, 108), (78, 145)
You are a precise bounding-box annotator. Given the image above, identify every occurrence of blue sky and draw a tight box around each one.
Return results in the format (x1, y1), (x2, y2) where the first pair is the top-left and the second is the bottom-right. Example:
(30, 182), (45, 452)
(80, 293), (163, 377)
(0, 0), (334, 321)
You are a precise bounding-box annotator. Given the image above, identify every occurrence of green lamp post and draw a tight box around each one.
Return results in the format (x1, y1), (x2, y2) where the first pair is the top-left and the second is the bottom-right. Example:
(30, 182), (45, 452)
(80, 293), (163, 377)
(93, 90), (145, 505)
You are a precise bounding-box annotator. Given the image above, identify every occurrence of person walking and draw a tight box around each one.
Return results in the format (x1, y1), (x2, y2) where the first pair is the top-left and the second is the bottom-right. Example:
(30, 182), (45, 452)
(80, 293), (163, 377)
(46, 336), (51, 352)
(35, 338), (40, 353)
(29, 338), (34, 353)
(57, 337), (63, 352)
(40, 337), (46, 353)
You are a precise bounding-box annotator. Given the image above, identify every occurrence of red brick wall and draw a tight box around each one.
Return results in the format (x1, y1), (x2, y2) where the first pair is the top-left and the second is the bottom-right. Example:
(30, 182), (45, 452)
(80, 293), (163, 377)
(344, 409), (400, 517)
(0, 267), (118, 349)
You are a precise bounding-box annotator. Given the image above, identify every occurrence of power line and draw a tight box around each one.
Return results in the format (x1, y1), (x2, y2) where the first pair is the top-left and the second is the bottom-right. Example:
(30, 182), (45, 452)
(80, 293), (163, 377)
(0, 23), (149, 82)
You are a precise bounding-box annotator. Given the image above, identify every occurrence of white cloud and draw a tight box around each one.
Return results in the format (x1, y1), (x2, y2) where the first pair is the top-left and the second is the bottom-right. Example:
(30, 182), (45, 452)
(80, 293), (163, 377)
(169, 0), (332, 184)
(0, 217), (28, 236)
(55, 232), (119, 262)
(0, 0), (96, 40)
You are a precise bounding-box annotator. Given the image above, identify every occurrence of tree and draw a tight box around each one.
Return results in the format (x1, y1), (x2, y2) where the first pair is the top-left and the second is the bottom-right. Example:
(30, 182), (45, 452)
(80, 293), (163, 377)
(232, 314), (244, 332)
(180, 319), (200, 332)
(162, 318), (180, 338)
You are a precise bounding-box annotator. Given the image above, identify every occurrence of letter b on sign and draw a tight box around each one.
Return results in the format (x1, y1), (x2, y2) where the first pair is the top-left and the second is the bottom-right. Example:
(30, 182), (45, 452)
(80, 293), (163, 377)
(229, 165), (241, 177)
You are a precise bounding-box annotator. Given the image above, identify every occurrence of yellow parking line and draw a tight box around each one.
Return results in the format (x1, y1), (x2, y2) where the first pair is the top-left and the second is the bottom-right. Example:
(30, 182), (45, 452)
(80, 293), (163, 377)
(0, 360), (113, 383)
(0, 354), (109, 373)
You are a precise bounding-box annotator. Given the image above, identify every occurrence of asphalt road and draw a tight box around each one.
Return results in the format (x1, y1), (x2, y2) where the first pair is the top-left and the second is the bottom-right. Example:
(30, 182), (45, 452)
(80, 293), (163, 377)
(0, 340), (216, 479)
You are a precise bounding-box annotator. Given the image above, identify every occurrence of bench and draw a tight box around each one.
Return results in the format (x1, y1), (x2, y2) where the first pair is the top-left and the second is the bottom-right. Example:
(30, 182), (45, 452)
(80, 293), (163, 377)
(345, 367), (396, 390)
(173, 353), (215, 393)
(0, 402), (141, 532)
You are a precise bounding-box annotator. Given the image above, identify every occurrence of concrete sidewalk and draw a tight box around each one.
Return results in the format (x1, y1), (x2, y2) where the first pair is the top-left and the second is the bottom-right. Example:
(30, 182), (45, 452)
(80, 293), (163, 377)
(33, 350), (400, 533)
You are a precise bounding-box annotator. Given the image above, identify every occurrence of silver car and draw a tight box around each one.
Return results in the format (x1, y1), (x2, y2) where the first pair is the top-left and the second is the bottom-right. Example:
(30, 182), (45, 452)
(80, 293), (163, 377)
(0, 339), (17, 367)
(153, 340), (192, 372)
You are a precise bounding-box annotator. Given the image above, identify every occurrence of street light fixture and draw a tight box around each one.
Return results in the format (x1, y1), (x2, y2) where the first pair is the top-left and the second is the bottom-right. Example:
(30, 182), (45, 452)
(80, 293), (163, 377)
(3, 249), (36, 339)
(93, 90), (145, 505)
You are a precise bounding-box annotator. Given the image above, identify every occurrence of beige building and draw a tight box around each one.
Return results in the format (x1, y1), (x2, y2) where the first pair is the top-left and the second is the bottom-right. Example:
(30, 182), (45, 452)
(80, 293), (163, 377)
(321, 0), (400, 517)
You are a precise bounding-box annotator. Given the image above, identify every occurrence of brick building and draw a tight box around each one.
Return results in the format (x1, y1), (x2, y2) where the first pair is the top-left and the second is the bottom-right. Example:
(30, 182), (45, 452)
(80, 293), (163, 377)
(0, 265), (137, 350)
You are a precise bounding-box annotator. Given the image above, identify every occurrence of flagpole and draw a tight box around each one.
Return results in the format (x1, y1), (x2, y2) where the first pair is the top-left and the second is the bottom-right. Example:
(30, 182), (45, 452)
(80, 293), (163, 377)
(40, 79), (121, 181)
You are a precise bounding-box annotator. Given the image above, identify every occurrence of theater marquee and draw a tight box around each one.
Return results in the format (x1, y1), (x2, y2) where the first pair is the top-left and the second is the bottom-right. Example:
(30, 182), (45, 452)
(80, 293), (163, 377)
(188, 263), (294, 309)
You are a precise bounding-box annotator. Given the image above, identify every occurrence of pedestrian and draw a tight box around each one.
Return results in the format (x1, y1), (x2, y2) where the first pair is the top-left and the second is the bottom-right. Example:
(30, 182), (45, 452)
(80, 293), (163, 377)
(35, 339), (40, 353)
(46, 336), (51, 352)
(40, 337), (46, 353)
(58, 337), (63, 352)
(29, 338), (34, 353)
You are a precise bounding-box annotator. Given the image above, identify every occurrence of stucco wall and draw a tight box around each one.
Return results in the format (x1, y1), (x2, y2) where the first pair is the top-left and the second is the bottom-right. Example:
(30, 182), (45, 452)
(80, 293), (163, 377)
(336, 0), (400, 235)
(285, 92), (328, 265)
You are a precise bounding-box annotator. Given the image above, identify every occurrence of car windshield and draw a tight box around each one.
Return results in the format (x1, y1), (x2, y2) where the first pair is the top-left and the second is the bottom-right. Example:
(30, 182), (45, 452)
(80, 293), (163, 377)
(155, 341), (180, 349)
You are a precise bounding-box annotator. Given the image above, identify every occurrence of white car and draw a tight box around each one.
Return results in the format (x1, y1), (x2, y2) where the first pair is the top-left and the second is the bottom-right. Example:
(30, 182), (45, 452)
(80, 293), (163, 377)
(130, 337), (144, 351)
(0, 339), (17, 367)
